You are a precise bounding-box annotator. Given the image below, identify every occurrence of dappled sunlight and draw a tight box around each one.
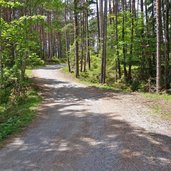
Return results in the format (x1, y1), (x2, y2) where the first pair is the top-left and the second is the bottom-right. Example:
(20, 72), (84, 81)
(81, 137), (103, 146)
(121, 149), (143, 158)
(0, 66), (171, 170)
(1, 102), (170, 170)
(57, 140), (70, 152)
(10, 138), (24, 146)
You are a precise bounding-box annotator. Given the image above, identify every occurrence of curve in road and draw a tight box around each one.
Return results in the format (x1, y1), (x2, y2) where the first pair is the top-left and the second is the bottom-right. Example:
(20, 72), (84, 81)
(0, 65), (171, 171)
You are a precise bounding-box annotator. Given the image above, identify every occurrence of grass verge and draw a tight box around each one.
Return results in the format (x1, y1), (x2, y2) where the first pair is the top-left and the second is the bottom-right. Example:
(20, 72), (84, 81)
(64, 67), (171, 121)
(0, 69), (42, 145)
(143, 93), (171, 121)
(63, 67), (126, 93)
(143, 93), (171, 101)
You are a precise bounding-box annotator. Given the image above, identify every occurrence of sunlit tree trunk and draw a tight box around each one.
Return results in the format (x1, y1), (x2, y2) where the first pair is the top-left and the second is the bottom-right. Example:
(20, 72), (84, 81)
(96, 0), (100, 49)
(115, 0), (121, 79)
(156, 0), (161, 93)
(122, 0), (127, 79)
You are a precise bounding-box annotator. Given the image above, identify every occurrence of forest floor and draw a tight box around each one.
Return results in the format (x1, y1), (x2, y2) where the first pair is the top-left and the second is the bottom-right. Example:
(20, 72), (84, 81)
(0, 65), (171, 171)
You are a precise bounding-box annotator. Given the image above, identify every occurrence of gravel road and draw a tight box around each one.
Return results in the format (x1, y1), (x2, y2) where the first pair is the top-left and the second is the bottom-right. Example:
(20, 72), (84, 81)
(0, 65), (171, 171)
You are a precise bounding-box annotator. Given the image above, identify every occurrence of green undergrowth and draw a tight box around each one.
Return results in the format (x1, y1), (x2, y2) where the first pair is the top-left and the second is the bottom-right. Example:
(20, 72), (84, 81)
(45, 56), (67, 65)
(65, 54), (148, 92)
(26, 69), (33, 78)
(63, 66), (132, 93)
(0, 70), (42, 144)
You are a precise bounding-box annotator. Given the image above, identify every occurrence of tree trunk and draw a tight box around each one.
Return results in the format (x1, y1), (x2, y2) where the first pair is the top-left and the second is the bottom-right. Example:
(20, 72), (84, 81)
(122, 0), (127, 79)
(156, 0), (161, 93)
(101, 0), (107, 84)
(96, 0), (100, 50)
(164, 0), (170, 89)
(74, 0), (79, 77)
(115, 0), (121, 79)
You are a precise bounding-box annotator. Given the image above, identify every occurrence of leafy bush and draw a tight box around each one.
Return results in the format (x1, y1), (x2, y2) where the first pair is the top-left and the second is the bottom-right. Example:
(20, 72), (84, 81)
(0, 88), (11, 104)
(28, 53), (44, 67)
(0, 89), (41, 142)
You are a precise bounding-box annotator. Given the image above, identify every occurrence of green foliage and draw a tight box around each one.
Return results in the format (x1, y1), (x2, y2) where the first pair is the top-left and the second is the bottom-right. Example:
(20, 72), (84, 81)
(0, 5), (45, 143)
(44, 0), (63, 11)
(0, 9), (46, 91)
(0, 89), (41, 142)
(45, 56), (67, 64)
(72, 9), (158, 92)
(79, 55), (101, 83)
(0, 88), (11, 104)
(0, 0), (23, 8)
(28, 53), (44, 67)
(25, 69), (33, 78)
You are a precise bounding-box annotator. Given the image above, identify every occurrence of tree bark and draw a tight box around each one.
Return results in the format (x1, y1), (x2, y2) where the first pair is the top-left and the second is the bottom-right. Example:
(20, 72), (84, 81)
(156, 0), (161, 93)
(74, 0), (79, 77)
(101, 0), (107, 84)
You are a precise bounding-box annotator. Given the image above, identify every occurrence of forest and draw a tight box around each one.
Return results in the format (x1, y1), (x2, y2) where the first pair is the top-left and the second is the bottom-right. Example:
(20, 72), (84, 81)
(0, 0), (171, 98)
(0, 1), (171, 169)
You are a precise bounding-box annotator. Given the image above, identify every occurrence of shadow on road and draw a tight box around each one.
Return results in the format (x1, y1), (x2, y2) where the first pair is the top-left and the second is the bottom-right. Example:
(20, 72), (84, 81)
(0, 69), (171, 171)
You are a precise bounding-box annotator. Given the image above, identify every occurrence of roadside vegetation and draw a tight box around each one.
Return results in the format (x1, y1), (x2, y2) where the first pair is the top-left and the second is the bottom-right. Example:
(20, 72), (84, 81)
(65, 0), (171, 95)
(64, 65), (171, 121)
(0, 71), (41, 144)
(143, 93), (171, 121)
(1, 0), (170, 95)
(0, 1), (44, 142)
(0, 0), (171, 142)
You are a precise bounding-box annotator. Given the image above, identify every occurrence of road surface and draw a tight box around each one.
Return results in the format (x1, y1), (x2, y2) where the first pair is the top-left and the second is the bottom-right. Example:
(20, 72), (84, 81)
(0, 65), (171, 171)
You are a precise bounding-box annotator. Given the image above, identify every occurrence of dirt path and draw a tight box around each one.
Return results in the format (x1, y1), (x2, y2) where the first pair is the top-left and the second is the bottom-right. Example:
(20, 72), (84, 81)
(0, 65), (171, 171)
